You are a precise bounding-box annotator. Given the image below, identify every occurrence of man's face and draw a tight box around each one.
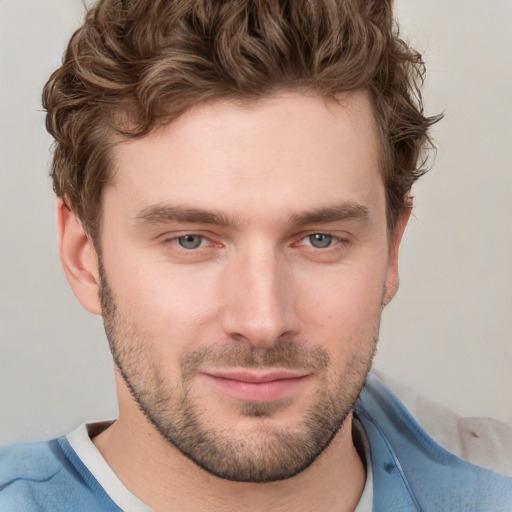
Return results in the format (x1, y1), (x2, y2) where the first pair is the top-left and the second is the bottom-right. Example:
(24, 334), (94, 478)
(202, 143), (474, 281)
(98, 91), (397, 482)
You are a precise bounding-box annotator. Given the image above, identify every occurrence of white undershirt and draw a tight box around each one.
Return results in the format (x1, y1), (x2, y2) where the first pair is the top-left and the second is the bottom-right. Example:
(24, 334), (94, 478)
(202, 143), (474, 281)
(67, 423), (153, 512)
(352, 418), (374, 512)
(67, 421), (373, 512)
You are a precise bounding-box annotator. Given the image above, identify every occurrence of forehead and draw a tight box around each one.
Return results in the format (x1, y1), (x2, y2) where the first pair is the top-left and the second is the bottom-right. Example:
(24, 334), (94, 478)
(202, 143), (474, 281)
(107, 91), (383, 224)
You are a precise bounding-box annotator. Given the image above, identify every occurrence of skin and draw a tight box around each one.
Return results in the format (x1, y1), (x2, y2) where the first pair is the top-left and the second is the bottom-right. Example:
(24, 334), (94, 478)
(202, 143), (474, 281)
(58, 90), (409, 512)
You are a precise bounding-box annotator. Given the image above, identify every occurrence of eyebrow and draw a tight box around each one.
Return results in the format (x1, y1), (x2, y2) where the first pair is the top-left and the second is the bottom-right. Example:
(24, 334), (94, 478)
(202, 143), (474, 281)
(287, 202), (370, 226)
(134, 204), (235, 227)
(134, 201), (369, 228)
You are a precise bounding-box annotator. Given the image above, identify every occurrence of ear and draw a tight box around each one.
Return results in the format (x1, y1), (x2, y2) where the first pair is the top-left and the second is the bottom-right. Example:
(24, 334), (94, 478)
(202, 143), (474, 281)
(57, 199), (102, 315)
(382, 202), (412, 307)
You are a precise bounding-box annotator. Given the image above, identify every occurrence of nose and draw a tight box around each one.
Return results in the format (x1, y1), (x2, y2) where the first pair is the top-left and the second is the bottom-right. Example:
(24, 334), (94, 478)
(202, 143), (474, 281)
(220, 244), (298, 348)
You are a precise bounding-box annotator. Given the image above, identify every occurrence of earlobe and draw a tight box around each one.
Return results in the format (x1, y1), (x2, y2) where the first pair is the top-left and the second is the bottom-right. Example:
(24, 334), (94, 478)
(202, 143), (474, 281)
(383, 202), (412, 306)
(57, 199), (102, 315)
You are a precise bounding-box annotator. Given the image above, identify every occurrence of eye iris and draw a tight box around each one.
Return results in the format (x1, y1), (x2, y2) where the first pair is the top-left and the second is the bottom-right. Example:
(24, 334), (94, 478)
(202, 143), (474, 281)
(309, 233), (332, 248)
(178, 235), (202, 249)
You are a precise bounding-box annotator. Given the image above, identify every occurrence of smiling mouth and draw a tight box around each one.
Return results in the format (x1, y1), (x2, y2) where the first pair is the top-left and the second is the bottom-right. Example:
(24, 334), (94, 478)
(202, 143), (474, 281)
(201, 369), (311, 402)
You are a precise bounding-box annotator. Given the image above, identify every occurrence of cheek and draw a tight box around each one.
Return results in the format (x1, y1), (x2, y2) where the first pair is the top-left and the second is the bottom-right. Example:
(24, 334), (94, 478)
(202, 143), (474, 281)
(299, 254), (387, 315)
(105, 254), (223, 343)
(295, 258), (387, 357)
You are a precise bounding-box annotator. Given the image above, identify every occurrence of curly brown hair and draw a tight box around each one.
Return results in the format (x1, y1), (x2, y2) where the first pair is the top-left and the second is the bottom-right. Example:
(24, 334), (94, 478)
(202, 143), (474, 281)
(43, 0), (440, 241)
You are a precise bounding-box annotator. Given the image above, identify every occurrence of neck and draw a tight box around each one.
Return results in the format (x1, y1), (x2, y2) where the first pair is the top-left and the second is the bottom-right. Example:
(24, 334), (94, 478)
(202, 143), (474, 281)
(93, 410), (365, 512)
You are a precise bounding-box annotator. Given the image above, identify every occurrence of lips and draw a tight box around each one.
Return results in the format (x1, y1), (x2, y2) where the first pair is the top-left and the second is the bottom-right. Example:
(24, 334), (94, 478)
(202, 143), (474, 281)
(201, 369), (310, 402)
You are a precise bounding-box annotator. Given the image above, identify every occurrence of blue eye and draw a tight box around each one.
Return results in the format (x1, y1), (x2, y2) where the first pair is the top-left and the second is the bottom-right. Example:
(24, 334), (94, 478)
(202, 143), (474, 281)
(308, 233), (333, 248)
(177, 235), (204, 249)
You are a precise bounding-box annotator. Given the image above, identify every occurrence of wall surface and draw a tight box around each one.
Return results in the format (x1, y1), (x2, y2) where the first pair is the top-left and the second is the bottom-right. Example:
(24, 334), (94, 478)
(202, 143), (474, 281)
(1, 0), (511, 444)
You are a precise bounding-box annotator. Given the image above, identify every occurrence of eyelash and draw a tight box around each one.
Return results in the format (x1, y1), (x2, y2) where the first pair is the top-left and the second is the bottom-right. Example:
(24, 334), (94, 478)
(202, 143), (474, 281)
(296, 233), (347, 250)
(163, 232), (348, 252)
(175, 234), (210, 250)
(162, 233), (220, 253)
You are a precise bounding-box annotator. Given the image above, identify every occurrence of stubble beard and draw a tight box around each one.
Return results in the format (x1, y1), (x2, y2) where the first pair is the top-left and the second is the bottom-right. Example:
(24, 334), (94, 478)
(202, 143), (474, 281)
(99, 266), (378, 483)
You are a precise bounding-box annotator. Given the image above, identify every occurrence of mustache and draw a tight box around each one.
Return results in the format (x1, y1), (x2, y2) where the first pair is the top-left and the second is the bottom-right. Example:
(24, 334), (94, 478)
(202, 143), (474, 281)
(180, 340), (330, 377)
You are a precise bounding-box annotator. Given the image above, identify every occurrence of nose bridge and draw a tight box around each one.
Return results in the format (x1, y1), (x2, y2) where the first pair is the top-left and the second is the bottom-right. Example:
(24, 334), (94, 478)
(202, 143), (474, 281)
(221, 241), (295, 347)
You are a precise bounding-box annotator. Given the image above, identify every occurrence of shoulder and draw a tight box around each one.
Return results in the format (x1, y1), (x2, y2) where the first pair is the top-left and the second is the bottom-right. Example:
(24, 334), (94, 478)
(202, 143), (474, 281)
(0, 438), (61, 477)
(0, 439), (63, 510)
(0, 437), (120, 512)
(355, 371), (512, 511)
(376, 370), (512, 477)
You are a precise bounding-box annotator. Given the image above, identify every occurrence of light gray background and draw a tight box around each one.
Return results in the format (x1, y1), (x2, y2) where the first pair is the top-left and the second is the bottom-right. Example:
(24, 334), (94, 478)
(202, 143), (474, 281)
(1, 0), (511, 444)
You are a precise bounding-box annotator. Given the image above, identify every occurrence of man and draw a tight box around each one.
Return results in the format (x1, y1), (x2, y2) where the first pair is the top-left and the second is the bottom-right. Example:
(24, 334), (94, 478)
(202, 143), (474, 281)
(1, 0), (511, 510)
